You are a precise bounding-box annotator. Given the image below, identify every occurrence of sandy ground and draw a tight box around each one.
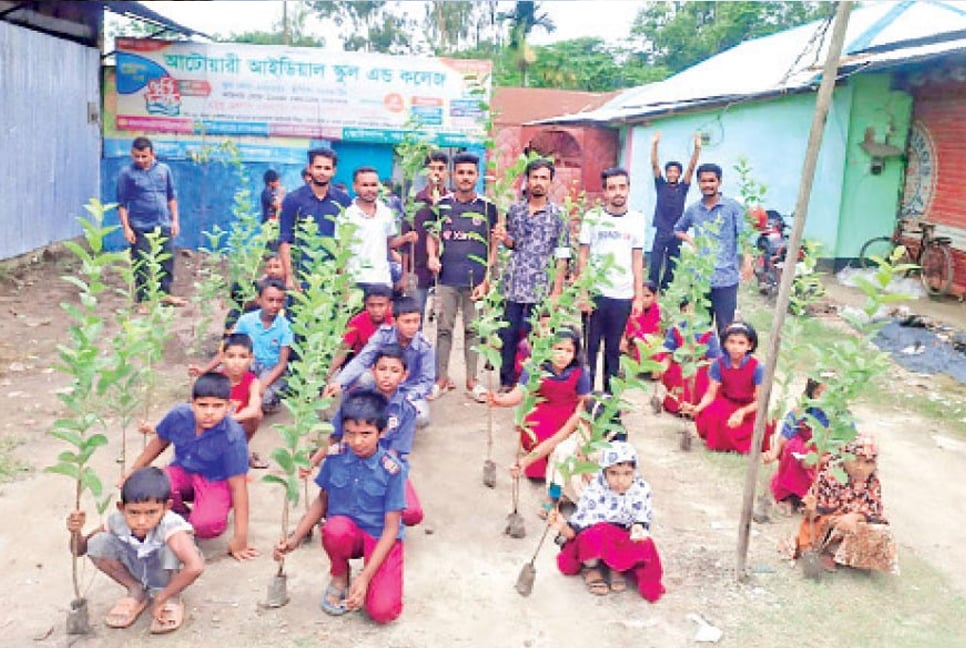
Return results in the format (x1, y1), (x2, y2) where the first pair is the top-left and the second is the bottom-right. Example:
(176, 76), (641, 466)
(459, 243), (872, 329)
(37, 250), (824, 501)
(1, 254), (965, 647)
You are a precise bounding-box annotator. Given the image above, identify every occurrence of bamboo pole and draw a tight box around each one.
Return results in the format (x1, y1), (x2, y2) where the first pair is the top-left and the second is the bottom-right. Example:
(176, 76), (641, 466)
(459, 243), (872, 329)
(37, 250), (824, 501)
(735, 0), (854, 580)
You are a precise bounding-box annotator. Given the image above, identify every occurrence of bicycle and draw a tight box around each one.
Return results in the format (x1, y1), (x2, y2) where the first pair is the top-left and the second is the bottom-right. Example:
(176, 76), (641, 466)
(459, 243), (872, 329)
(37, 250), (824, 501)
(858, 217), (954, 296)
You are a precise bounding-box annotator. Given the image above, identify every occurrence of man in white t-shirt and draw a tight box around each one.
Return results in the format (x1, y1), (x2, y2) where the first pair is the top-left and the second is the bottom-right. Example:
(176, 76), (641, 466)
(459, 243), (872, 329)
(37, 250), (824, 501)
(577, 167), (646, 393)
(338, 166), (417, 290)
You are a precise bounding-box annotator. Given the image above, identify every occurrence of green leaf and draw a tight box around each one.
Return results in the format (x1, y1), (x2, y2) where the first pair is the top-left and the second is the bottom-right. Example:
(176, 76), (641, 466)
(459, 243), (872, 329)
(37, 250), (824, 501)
(262, 474), (289, 489)
(81, 467), (104, 497)
(270, 447), (296, 474)
(45, 463), (81, 479)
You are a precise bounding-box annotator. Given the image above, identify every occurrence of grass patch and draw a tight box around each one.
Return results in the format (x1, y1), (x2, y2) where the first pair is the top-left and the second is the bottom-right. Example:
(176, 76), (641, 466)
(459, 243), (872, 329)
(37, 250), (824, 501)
(0, 435), (31, 485)
(732, 551), (966, 648)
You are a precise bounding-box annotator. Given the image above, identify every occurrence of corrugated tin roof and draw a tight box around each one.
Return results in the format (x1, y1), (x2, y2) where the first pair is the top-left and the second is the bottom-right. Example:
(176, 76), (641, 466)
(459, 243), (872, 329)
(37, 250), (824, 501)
(539, 0), (966, 125)
(492, 86), (618, 126)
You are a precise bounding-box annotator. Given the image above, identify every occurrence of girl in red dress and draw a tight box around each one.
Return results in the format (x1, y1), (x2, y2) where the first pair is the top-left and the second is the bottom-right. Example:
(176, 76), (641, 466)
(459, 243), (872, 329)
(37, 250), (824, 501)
(655, 300), (720, 415)
(764, 378), (829, 512)
(549, 441), (665, 601)
(490, 328), (590, 480)
(686, 321), (770, 453)
(621, 280), (662, 364)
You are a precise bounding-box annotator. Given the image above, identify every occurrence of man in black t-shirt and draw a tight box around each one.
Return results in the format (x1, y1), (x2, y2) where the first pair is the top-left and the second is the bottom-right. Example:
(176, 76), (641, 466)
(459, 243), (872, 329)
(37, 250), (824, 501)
(426, 152), (497, 402)
(649, 131), (701, 291)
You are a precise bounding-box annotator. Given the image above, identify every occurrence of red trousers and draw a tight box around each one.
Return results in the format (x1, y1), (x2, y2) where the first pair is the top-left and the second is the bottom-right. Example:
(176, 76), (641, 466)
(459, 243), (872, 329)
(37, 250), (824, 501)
(557, 522), (665, 602)
(165, 465), (231, 539)
(402, 478), (423, 527)
(322, 516), (404, 624)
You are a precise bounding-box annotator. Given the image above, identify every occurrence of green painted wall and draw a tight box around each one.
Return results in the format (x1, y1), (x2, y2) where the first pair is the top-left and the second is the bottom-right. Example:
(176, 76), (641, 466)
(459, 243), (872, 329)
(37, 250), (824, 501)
(625, 89), (853, 259)
(621, 71), (912, 264)
(835, 73), (913, 259)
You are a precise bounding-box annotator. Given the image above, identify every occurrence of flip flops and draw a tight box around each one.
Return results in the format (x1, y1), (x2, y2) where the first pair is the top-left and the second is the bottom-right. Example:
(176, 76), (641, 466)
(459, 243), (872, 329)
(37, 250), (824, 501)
(149, 599), (184, 634)
(319, 582), (348, 616)
(428, 380), (455, 401)
(104, 596), (148, 628)
(468, 383), (489, 403)
(583, 567), (609, 596)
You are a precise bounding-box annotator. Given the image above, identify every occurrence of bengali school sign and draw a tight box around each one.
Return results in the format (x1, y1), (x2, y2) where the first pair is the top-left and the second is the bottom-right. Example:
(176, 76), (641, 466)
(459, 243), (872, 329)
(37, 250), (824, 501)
(114, 39), (492, 146)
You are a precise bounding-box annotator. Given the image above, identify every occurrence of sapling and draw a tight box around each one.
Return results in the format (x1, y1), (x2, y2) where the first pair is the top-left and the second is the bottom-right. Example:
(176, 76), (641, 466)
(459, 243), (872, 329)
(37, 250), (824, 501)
(131, 228), (177, 449)
(49, 200), (126, 634)
(262, 216), (361, 607)
(190, 228), (228, 356)
(659, 224), (719, 450)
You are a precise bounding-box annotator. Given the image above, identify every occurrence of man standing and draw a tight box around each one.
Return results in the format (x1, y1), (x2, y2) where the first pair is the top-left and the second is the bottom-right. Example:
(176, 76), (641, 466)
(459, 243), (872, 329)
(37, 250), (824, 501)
(338, 166), (417, 291)
(578, 168), (646, 393)
(674, 163), (752, 337)
(116, 136), (184, 305)
(278, 147), (352, 288)
(649, 131), (701, 292)
(426, 153), (496, 403)
(492, 159), (571, 391)
(402, 152), (449, 318)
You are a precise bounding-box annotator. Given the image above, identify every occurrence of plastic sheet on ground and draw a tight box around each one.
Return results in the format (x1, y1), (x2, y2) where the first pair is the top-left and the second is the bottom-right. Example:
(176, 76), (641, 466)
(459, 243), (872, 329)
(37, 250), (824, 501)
(836, 267), (927, 299)
(873, 320), (966, 384)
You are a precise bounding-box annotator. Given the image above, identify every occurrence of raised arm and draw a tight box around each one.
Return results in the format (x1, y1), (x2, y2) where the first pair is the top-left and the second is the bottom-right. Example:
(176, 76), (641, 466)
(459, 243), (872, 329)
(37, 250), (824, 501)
(683, 132), (702, 185)
(651, 131), (662, 179)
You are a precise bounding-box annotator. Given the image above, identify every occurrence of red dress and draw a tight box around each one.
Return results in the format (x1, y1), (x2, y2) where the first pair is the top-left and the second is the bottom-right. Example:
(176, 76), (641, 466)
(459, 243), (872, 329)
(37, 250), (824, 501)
(770, 408), (826, 502)
(659, 327), (714, 415)
(557, 523), (665, 602)
(699, 356), (772, 453)
(624, 303), (662, 363)
(227, 370), (256, 413)
(520, 366), (586, 479)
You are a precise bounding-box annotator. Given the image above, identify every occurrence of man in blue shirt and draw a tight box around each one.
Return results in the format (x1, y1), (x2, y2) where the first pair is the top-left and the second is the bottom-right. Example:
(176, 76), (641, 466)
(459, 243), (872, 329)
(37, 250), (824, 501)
(116, 137), (184, 306)
(278, 147), (352, 289)
(649, 131), (701, 292)
(674, 163), (753, 337)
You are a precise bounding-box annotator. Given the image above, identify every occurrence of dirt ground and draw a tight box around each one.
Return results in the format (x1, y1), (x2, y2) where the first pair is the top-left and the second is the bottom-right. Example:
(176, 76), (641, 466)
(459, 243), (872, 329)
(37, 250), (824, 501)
(1, 252), (965, 648)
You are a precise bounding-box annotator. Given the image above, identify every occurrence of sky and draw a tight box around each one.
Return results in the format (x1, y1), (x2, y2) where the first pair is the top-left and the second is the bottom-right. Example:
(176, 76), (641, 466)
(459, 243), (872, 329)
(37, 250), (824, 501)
(136, 1), (642, 48)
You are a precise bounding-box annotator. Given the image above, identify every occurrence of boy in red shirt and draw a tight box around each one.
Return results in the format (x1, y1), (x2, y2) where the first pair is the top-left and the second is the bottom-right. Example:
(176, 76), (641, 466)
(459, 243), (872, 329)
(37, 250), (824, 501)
(330, 284), (394, 375)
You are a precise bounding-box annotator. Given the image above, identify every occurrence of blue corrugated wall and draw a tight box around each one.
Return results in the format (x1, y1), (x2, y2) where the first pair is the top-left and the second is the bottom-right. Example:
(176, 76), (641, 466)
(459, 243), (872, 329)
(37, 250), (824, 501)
(100, 143), (395, 251)
(0, 22), (101, 260)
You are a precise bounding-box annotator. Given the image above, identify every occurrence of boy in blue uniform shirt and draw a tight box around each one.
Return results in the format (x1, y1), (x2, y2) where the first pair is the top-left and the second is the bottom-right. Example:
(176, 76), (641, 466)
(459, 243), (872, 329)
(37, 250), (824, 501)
(130, 373), (258, 561)
(276, 390), (407, 624)
(327, 297), (434, 427)
(309, 345), (423, 526)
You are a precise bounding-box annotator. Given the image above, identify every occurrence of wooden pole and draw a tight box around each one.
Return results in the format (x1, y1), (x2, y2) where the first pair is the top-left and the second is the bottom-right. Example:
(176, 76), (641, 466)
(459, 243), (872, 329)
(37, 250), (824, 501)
(735, 0), (853, 580)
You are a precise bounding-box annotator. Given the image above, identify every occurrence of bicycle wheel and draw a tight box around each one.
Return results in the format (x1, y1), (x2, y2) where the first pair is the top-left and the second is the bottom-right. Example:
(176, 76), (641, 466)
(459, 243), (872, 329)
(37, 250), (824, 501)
(919, 242), (954, 296)
(859, 237), (895, 269)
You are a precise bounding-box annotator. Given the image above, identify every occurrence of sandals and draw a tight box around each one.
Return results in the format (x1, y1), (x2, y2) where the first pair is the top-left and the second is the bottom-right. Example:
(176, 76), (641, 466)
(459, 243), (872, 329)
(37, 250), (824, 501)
(104, 596), (148, 629)
(249, 452), (269, 469)
(319, 581), (348, 616)
(149, 599), (184, 634)
(468, 383), (489, 403)
(609, 571), (628, 593)
(583, 567), (609, 596)
(428, 380), (455, 401)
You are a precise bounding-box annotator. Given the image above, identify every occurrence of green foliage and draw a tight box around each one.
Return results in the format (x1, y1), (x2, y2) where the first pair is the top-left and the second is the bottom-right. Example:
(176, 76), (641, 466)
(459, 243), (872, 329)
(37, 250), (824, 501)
(49, 200), (129, 598)
(191, 229), (229, 355)
(803, 248), (912, 463)
(267, 216), (360, 519)
(630, 1), (832, 74)
(307, 0), (414, 53)
(216, 2), (325, 47)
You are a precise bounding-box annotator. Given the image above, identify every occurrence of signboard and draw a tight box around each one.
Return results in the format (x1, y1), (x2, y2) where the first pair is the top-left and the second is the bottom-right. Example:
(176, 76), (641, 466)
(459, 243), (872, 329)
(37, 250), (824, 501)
(114, 38), (491, 146)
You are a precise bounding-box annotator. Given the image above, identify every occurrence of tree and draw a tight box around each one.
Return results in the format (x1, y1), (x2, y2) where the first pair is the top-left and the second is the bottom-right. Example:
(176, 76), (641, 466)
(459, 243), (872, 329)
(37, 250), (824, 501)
(528, 38), (668, 91)
(631, 1), (833, 74)
(220, 2), (326, 47)
(306, 0), (413, 53)
(499, 1), (556, 86)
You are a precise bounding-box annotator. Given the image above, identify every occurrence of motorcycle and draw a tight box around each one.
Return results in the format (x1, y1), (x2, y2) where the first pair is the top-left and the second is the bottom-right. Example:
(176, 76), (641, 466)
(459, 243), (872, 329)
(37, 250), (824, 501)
(754, 209), (791, 297)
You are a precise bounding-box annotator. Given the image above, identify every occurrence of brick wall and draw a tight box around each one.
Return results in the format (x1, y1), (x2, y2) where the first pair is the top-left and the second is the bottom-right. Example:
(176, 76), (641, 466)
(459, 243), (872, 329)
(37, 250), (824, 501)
(905, 78), (966, 294)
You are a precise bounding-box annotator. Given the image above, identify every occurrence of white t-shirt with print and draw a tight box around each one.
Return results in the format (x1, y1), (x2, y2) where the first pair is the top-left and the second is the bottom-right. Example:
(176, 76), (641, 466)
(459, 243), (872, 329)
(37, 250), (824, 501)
(337, 200), (396, 286)
(578, 208), (646, 299)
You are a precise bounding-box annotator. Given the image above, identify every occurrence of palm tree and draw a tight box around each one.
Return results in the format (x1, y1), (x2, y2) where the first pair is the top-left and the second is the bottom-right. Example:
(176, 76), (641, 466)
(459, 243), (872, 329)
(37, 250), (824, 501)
(500, 1), (556, 86)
